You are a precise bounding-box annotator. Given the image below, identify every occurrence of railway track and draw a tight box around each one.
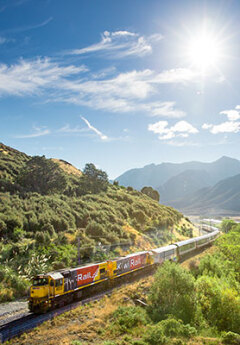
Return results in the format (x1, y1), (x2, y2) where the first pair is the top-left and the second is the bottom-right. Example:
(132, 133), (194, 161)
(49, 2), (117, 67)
(0, 265), (155, 344)
(0, 240), (216, 343)
(0, 290), (114, 343)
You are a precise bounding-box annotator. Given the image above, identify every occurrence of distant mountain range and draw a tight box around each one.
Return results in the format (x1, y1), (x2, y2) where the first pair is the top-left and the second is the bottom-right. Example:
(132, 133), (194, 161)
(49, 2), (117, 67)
(171, 173), (240, 216)
(115, 156), (240, 215)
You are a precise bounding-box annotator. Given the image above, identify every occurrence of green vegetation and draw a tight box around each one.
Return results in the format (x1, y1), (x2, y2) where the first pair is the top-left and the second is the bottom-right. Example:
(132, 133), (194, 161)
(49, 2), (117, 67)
(0, 143), (183, 302)
(140, 187), (160, 202)
(148, 262), (196, 324)
(221, 219), (237, 233)
(96, 222), (240, 345)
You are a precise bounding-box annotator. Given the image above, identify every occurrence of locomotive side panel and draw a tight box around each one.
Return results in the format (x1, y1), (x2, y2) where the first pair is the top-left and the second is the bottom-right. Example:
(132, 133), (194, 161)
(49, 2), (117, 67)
(113, 252), (148, 277)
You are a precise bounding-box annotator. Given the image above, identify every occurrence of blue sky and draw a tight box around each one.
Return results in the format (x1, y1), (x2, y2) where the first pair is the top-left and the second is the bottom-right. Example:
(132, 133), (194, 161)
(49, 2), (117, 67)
(1, 0), (240, 179)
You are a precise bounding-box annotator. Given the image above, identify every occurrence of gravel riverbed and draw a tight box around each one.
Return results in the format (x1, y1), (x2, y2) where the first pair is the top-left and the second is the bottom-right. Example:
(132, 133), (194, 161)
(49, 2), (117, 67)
(0, 300), (29, 326)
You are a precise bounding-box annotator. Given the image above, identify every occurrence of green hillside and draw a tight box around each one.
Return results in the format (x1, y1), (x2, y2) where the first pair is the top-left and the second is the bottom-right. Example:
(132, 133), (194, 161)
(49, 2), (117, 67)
(0, 143), (185, 302)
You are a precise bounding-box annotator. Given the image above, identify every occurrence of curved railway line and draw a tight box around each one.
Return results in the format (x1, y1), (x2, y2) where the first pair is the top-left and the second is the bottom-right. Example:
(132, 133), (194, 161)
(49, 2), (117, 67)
(0, 225), (219, 343)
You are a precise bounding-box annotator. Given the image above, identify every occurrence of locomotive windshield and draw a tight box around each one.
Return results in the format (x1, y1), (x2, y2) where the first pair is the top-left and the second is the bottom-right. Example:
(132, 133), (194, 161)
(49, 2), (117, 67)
(33, 277), (48, 286)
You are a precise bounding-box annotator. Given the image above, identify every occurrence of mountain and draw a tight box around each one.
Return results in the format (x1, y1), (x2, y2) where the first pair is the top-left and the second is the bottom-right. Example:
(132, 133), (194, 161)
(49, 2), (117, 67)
(115, 156), (240, 208)
(116, 156), (240, 191)
(170, 173), (240, 215)
(160, 169), (211, 203)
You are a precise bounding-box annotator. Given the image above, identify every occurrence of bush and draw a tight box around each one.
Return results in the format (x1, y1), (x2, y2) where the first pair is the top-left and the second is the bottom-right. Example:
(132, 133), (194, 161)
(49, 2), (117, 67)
(221, 219), (236, 233)
(157, 318), (197, 338)
(196, 275), (240, 333)
(222, 331), (240, 345)
(148, 261), (196, 324)
(144, 324), (169, 345)
(111, 306), (148, 333)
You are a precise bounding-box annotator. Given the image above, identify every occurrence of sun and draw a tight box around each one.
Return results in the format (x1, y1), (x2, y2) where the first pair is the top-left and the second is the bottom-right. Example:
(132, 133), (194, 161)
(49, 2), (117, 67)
(186, 30), (223, 72)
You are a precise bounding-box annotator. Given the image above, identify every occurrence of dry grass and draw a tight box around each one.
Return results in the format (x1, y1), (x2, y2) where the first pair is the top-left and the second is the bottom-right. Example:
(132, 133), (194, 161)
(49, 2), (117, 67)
(181, 245), (216, 270)
(9, 278), (152, 345)
(0, 148), (8, 155)
(51, 158), (82, 177)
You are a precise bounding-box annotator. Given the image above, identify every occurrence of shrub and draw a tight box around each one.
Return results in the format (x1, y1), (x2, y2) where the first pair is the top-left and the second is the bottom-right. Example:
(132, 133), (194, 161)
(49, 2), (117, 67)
(111, 306), (148, 333)
(148, 261), (196, 324)
(157, 318), (197, 338)
(196, 275), (240, 333)
(222, 331), (240, 345)
(144, 324), (169, 345)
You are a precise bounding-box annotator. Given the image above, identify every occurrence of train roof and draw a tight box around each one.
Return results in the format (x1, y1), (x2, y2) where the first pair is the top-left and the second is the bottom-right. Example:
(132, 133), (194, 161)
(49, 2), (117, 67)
(151, 244), (177, 254)
(113, 251), (149, 261)
(174, 237), (197, 247)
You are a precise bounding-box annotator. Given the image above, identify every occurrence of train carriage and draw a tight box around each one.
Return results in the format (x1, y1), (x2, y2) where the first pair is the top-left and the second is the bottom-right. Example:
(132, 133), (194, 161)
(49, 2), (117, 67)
(109, 251), (151, 279)
(151, 244), (178, 264)
(174, 238), (197, 258)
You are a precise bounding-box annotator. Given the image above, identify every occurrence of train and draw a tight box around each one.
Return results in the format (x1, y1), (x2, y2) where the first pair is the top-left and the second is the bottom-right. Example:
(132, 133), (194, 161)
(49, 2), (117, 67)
(29, 227), (220, 313)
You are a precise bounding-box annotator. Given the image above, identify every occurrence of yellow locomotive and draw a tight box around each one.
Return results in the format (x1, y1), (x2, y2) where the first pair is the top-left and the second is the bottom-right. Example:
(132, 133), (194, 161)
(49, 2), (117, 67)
(29, 251), (153, 313)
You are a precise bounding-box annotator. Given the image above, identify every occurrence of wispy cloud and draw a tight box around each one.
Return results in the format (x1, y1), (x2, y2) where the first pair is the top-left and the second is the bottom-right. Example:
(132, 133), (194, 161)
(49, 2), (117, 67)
(69, 30), (163, 58)
(15, 126), (50, 138)
(81, 116), (108, 141)
(0, 58), (87, 97)
(57, 69), (189, 116)
(57, 124), (87, 133)
(0, 48), (199, 117)
(0, 0), (30, 13)
(148, 120), (198, 140)
(3, 17), (53, 34)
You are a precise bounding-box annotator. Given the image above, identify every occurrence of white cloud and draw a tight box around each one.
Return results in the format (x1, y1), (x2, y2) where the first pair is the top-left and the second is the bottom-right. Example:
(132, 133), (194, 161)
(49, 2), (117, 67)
(202, 123), (213, 130)
(58, 70), (188, 117)
(0, 56), (196, 117)
(209, 121), (240, 134)
(146, 101), (186, 118)
(153, 68), (198, 84)
(15, 126), (50, 138)
(203, 105), (240, 135)
(148, 120), (198, 140)
(220, 106), (240, 121)
(81, 116), (108, 141)
(0, 58), (87, 97)
(69, 30), (163, 58)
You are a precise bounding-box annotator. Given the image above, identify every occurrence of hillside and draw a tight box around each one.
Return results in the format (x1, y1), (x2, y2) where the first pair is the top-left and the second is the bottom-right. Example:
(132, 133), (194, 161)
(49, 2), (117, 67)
(115, 157), (240, 203)
(170, 173), (240, 215)
(0, 143), (188, 302)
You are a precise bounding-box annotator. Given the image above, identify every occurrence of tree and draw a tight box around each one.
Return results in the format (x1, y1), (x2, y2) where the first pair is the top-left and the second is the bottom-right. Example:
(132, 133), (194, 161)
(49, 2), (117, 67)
(81, 163), (108, 194)
(221, 219), (236, 233)
(17, 156), (68, 195)
(148, 261), (196, 323)
(141, 186), (160, 202)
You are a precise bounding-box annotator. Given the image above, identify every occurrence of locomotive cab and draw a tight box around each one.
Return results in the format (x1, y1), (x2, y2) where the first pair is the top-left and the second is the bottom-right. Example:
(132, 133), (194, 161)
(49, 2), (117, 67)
(29, 272), (64, 313)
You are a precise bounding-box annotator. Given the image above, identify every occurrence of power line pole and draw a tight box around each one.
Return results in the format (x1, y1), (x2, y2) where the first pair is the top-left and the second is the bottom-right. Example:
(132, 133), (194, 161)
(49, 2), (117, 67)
(77, 237), (81, 266)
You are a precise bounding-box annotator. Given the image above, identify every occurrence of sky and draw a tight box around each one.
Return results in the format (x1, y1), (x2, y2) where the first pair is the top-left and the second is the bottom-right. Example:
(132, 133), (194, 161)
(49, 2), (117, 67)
(1, 0), (240, 179)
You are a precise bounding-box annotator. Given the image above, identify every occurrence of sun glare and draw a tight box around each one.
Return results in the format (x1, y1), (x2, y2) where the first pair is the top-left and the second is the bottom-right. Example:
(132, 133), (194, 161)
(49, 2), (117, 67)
(186, 30), (223, 72)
